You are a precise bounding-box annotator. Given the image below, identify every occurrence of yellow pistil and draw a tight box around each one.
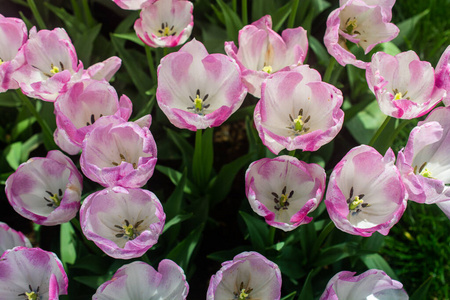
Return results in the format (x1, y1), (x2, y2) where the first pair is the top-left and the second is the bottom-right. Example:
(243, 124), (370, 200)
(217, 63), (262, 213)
(0, 58), (4, 65)
(50, 64), (60, 74)
(293, 115), (304, 132)
(239, 289), (249, 300)
(420, 168), (433, 178)
(25, 291), (37, 300)
(393, 92), (403, 101)
(345, 18), (358, 34)
(279, 194), (288, 207)
(349, 196), (364, 210)
(262, 65), (273, 74)
(49, 193), (61, 207)
(194, 94), (203, 111)
(163, 26), (171, 36)
(123, 223), (134, 238)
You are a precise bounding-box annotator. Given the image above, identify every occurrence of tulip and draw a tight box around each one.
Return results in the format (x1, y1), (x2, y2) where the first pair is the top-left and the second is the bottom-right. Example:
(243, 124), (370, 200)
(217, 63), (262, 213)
(156, 39), (247, 131)
(435, 45), (450, 106)
(254, 65), (344, 154)
(80, 187), (165, 259)
(0, 222), (32, 254)
(93, 260), (188, 299)
(324, 0), (399, 68)
(207, 251), (282, 300)
(135, 0), (194, 48)
(325, 145), (407, 236)
(320, 269), (408, 300)
(245, 155), (326, 231)
(5, 150), (83, 226)
(225, 15), (308, 97)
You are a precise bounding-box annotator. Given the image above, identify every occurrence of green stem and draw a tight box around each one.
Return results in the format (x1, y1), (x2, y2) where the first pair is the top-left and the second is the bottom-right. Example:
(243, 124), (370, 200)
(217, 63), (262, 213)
(163, 47), (169, 57)
(145, 46), (157, 81)
(193, 129), (203, 185)
(288, 150), (296, 157)
(242, 0), (248, 25)
(311, 221), (335, 258)
(17, 91), (57, 150)
(269, 226), (276, 244)
(387, 119), (411, 147)
(323, 57), (336, 83)
(232, 0), (237, 13)
(27, 0), (46, 29)
(369, 116), (391, 147)
(287, 0), (300, 28)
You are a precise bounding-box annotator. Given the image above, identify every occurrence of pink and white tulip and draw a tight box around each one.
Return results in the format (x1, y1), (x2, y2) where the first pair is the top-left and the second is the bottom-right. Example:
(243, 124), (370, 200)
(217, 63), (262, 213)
(54, 79), (132, 155)
(435, 45), (450, 106)
(366, 51), (446, 119)
(0, 222), (32, 254)
(320, 269), (408, 300)
(254, 65), (344, 154)
(134, 0), (194, 48)
(225, 15), (308, 97)
(0, 247), (68, 299)
(83, 56), (122, 82)
(93, 260), (188, 299)
(156, 39), (247, 131)
(397, 107), (450, 210)
(80, 187), (165, 259)
(325, 145), (407, 237)
(113, 0), (150, 10)
(80, 115), (157, 188)
(12, 27), (83, 102)
(5, 150), (83, 226)
(207, 251), (282, 300)
(0, 14), (27, 92)
(324, 0), (399, 68)
(245, 155), (326, 231)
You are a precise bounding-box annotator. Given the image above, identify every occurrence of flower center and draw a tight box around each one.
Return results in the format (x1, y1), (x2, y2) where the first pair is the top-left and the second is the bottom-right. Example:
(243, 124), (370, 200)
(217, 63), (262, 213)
(86, 113), (103, 126)
(393, 89), (409, 101)
(0, 58), (4, 65)
(33, 61), (65, 78)
(262, 64), (273, 74)
(347, 187), (369, 216)
(288, 108), (310, 136)
(234, 282), (253, 300)
(44, 189), (63, 208)
(114, 219), (144, 240)
(188, 89), (210, 115)
(272, 186), (294, 211)
(50, 64), (60, 74)
(18, 285), (40, 300)
(158, 22), (176, 37)
(112, 153), (137, 169)
(414, 162), (433, 178)
(344, 17), (358, 35)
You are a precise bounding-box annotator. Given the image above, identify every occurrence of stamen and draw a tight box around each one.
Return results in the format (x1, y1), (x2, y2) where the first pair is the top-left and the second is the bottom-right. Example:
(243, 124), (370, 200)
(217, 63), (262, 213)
(0, 58), (3, 65)
(262, 65), (273, 74)
(50, 63), (60, 74)
(44, 190), (61, 208)
(344, 17), (358, 34)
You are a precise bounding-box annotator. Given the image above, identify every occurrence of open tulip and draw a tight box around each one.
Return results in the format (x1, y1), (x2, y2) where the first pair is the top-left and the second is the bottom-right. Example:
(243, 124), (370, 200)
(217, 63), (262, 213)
(325, 145), (407, 237)
(54, 79), (132, 155)
(12, 27), (83, 102)
(225, 15), (308, 97)
(80, 115), (157, 188)
(156, 39), (247, 131)
(5, 150), (83, 226)
(245, 155), (326, 231)
(366, 50), (446, 119)
(254, 65), (344, 154)
(435, 45), (450, 106)
(320, 269), (408, 300)
(207, 251), (282, 300)
(134, 0), (194, 48)
(80, 187), (165, 259)
(0, 222), (32, 254)
(0, 14), (27, 92)
(0, 247), (68, 299)
(93, 260), (188, 299)
(396, 107), (450, 217)
(113, 0), (149, 10)
(324, 0), (399, 68)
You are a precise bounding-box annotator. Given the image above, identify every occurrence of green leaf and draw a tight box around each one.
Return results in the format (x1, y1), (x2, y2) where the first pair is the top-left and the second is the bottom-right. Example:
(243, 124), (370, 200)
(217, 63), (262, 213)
(5, 142), (23, 170)
(207, 246), (252, 262)
(216, 0), (243, 42)
(20, 134), (42, 162)
(11, 116), (36, 141)
(60, 222), (77, 268)
(314, 242), (358, 267)
(166, 128), (194, 167)
(74, 23), (102, 64)
(208, 152), (254, 206)
(70, 254), (110, 275)
(164, 169), (187, 219)
(280, 291), (297, 300)
(162, 213), (193, 234)
(345, 100), (385, 145)
(272, 2), (292, 32)
(239, 211), (269, 253)
(112, 32), (145, 47)
(393, 9), (430, 47)
(45, 3), (87, 32)
(73, 275), (111, 290)
(309, 35), (330, 66)
(360, 253), (399, 281)
(155, 165), (195, 194)
(0, 92), (21, 107)
(298, 270), (314, 300)
(166, 223), (204, 270)
(410, 276), (433, 300)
